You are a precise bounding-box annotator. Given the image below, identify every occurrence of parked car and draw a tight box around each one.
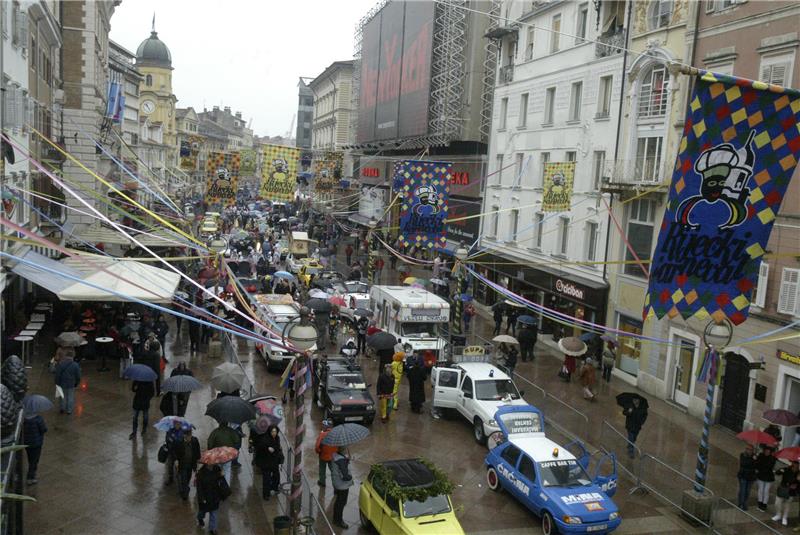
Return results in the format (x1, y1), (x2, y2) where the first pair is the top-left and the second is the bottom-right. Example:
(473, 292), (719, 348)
(312, 356), (375, 425)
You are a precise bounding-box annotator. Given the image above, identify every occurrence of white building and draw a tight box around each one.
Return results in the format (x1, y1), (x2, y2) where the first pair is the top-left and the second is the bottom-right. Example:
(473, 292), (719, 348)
(477, 0), (628, 332)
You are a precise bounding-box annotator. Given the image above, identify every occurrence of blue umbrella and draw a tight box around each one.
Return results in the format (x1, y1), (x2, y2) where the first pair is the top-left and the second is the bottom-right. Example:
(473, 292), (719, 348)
(123, 363), (158, 381)
(273, 271), (295, 280)
(153, 415), (194, 432)
(22, 394), (54, 416)
(460, 294), (473, 302)
(517, 315), (537, 325)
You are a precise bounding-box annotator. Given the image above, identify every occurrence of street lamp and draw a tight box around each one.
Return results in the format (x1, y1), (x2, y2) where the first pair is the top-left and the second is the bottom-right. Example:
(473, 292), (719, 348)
(451, 244), (469, 339)
(367, 217), (378, 284)
(281, 307), (318, 533)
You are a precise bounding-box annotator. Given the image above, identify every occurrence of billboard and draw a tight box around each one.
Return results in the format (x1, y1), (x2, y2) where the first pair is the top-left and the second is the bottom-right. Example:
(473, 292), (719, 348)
(357, 0), (435, 143)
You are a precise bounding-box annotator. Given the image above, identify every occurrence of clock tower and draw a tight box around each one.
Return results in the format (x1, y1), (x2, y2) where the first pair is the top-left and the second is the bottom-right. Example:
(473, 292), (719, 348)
(135, 22), (178, 166)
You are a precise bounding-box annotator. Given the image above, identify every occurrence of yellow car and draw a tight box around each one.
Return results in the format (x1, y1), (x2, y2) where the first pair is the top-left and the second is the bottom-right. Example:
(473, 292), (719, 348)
(298, 259), (323, 286)
(359, 459), (465, 535)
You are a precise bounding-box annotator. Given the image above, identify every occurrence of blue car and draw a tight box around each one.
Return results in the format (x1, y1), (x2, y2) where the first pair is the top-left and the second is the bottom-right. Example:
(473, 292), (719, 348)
(484, 405), (620, 534)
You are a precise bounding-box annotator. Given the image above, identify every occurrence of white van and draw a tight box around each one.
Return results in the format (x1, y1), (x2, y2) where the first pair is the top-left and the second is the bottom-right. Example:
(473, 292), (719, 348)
(253, 294), (300, 372)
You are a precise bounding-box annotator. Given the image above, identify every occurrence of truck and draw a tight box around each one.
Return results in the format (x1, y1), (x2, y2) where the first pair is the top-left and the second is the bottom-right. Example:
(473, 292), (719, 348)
(370, 286), (450, 368)
(287, 231), (319, 273)
(253, 293), (300, 372)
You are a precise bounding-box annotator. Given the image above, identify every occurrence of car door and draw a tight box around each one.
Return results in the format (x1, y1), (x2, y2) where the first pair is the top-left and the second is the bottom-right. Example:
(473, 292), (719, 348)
(517, 454), (539, 511)
(592, 452), (619, 497)
(378, 492), (404, 535)
(497, 443), (523, 497)
(457, 376), (475, 419)
(432, 368), (461, 409)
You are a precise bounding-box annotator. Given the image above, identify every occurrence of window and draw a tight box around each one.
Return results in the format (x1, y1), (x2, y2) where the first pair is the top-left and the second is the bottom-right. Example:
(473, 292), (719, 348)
(534, 213), (544, 249)
(558, 217), (569, 255)
(550, 15), (561, 53)
(145, 74), (153, 87)
(565, 151), (576, 162)
(636, 136), (664, 182)
(461, 376), (473, 396)
(500, 444), (522, 467)
(778, 268), (800, 316)
(569, 82), (582, 121)
(543, 87), (556, 124)
(752, 262), (769, 309)
(519, 455), (536, 482)
(509, 209), (520, 241)
(499, 97), (508, 130)
(617, 314), (643, 376)
(624, 199), (656, 277)
(597, 75), (613, 118)
(576, 4), (588, 43)
(585, 221), (598, 262)
(539, 152), (550, 187)
(760, 55), (793, 87)
(648, 0), (673, 30)
(519, 93), (529, 127)
(525, 26), (535, 60)
(514, 153), (525, 186)
(639, 65), (667, 117)
(495, 154), (504, 185)
(592, 151), (605, 190)
(490, 206), (500, 237)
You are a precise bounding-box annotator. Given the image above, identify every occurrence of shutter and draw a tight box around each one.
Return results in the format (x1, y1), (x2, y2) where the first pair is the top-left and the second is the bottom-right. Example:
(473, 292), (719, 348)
(770, 64), (787, 86)
(777, 268), (800, 315)
(753, 262), (769, 308)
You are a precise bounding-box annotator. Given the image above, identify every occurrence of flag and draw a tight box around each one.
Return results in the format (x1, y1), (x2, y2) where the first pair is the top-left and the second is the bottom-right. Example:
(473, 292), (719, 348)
(313, 151), (342, 191)
(260, 144), (299, 202)
(205, 151), (240, 207)
(395, 160), (452, 250)
(645, 70), (800, 326)
(180, 135), (203, 171)
(542, 162), (575, 212)
(240, 148), (257, 176)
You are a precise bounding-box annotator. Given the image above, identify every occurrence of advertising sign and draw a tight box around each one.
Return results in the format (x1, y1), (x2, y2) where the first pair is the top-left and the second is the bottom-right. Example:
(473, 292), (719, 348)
(205, 151), (240, 207)
(260, 144), (300, 202)
(542, 162), (575, 212)
(180, 135), (203, 171)
(240, 148), (257, 176)
(313, 151), (342, 191)
(395, 160), (452, 250)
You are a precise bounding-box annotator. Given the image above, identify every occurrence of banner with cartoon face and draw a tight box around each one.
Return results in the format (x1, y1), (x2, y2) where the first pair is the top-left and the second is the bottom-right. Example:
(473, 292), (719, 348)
(313, 151), (342, 191)
(394, 160), (452, 250)
(542, 162), (575, 212)
(240, 148), (257, 176)
(205, 151), (240, 207)
(180, 135), (203, 171)
(260, 144), (299, 202)
(645, 70), (800, 325)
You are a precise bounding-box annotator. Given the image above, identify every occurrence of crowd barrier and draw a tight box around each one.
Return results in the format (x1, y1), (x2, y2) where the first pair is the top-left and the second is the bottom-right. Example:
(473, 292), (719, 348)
(221, 332), (256, 399)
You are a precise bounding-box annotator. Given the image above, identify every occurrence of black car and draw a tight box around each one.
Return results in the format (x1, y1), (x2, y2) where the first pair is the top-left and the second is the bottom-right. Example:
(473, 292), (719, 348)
(313, 357), (375, 425)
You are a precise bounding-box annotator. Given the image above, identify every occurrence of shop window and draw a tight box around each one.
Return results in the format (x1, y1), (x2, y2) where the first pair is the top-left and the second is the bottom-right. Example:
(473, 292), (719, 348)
(617, 314), (643, 376)
(778, 268), (800, 316)
(624, 199), (656, 278)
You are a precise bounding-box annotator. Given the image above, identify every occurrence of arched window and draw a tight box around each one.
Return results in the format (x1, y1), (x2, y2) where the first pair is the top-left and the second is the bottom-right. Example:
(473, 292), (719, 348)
(648, 0), (673, 30)
(638, 64), (667, 118)
(145, 74), (153, 87)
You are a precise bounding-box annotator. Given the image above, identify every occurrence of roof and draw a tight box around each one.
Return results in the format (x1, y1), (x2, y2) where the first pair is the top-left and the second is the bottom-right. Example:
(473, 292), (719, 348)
(372, 286), (449, 306)
(455, 362), (511, 381)
(507, 436), (577, 464)
(136, 31), (172, 68)
(377, 459), (435, 488)
(309, 60), (355, 89)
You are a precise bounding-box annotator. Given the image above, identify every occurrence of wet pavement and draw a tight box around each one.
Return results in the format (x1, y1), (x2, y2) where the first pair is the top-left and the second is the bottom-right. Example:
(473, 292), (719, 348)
(18, 254), (790, 535)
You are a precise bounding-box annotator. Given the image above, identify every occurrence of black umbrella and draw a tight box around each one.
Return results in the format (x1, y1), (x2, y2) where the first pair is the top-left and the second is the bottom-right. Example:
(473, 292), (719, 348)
(321, 423), (370, 446)
(616, 392), (649, 410)
(162, 375), (203, 393)
(306, 298), (332, 313)
(22, 394), (54, 416)
(367, 332), (397, 350)
(311, 279), (333, 290)
(353, 308), (373, 318)
(123, 364), (158, 382)
(205, 396), (257, 424)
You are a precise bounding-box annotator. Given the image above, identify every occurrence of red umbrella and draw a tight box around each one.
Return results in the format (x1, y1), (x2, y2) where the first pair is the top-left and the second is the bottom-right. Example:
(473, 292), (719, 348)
(199, 446), (238, 465)
(328, 295), (346, 307)
(763, 409), (800, 427)
(736, 430), (778, 446)
(776, 447), (800, 461)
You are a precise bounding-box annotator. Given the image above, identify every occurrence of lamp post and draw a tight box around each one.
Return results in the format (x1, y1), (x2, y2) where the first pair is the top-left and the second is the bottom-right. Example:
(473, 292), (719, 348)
(367, 217), (378, 284)
(451, 244), (469, 339)
(282, 307), (318, 533)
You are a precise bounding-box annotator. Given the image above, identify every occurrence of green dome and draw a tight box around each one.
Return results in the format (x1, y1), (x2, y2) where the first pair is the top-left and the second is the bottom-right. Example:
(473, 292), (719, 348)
(136, 31), (171, 68)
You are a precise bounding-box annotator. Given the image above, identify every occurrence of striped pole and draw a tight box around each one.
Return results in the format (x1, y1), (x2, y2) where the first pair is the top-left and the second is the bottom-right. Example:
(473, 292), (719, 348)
(290, 351), (309, 531)
(367, 230), (376, 284)
(694, 348), (718, 494)
(451, 268), (464, 336)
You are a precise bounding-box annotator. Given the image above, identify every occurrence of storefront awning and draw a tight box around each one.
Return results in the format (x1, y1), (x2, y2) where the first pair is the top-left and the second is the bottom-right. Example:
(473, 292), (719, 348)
(69, 224), (132, 246)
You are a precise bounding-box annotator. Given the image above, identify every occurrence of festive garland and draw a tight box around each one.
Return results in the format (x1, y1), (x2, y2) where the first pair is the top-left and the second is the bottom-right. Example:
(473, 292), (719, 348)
(370, 459), (455, 503)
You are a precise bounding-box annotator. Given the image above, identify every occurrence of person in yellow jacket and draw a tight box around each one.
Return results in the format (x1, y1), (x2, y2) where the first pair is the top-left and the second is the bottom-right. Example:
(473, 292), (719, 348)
(391, 352), (405, 411)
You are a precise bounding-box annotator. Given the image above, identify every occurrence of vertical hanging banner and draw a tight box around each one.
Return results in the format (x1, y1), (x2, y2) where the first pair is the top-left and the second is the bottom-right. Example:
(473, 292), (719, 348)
(240, 148), (257, 176)
(205, 151), (240, 207)
(313, 151), (342, 191)
(395, 160), (452, 250)
(260, 144), (299, 202)
(180, 135), (203, 171)
(645, 70), (800, 326)
(541, 162), (575, 212)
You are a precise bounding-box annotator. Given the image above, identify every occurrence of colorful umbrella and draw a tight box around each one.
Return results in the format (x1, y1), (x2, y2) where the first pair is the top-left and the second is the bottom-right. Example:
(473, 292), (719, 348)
(273, 271), (295, 280)
(736, 430), (778, 446)
(200, 446), (239, 465)
(403, 277), (418, 285)
(763, 409), (800, 427)
(775, 447), (800, 461)
(328, 295), (346, 307)
(252, 415), (271, 434)
(153, 415), (194, 432)
(251, 397), (284, 426)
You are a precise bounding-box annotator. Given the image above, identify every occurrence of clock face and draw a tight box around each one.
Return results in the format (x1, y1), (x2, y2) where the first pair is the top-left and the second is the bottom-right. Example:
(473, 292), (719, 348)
(141, 100), (156, 114)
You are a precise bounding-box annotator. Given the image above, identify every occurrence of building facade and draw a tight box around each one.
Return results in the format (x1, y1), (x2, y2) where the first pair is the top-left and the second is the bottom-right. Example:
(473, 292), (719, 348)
(309, 61), (354, 151)
(176, 106), (203, 196)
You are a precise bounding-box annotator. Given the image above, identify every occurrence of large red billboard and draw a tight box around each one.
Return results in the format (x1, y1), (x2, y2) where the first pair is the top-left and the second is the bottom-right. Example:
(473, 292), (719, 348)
(357, 0), (434, 143)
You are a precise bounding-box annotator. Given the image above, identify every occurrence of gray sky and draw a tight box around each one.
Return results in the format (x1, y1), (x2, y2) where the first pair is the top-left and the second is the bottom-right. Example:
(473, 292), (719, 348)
(110, 0), (377, 138)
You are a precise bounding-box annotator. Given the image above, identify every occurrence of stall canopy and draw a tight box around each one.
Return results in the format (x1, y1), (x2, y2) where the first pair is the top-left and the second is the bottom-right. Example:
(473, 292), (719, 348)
(69, 224), (131, 246)
(11, 249), (180, 303)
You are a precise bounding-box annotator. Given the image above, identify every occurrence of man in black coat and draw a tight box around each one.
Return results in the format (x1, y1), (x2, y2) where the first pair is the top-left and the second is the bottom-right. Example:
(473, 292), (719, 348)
(518, 324), (538, 362)
(174, 428), (201, 500)
(406, 354), (426, 414)
(623, 397), (648, 458)
(196, 464), (230, 533)
(130, 380), (155, 440)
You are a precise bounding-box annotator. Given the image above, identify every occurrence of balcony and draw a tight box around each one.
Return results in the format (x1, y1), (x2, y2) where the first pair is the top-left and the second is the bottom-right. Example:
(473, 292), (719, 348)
(595, 28), (625, 59)
(499, 64), (514, 85)
(599, 159), (670, 196)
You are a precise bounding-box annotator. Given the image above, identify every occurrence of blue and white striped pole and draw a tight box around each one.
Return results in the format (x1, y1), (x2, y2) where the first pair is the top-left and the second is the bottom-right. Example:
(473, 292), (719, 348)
(694, 347), (719, 494)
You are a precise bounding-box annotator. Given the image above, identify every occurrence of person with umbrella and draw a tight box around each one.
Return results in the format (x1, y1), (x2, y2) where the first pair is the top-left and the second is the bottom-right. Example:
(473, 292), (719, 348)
(618, 393), (648, 458)
(579, 358), (597, 401)
(330, 446), (354, 529)
(772, 460), (800, 525)
(53, 348), (81, 415)
(130, 378), (155, 440)
(154, 315), (169, 357)
(558, 337), (586, 383)
(195, 462), (231, 534)
(164, 419), (185, 485)
(207, 423), (242, 484)
(737, 442), (758, 510)
(22, 396), (49, 485)
(756, 444), (778, 511)
(601, 339), (616, 383)
(251, 424), (283, 500)
(463, 300), (476, 334)
(170, 362), (195, 417)
(377, 364), (395, 423)
(315, 419), (337, 487)
(188, 315), (200, 353)
(174, 427), (201, 501)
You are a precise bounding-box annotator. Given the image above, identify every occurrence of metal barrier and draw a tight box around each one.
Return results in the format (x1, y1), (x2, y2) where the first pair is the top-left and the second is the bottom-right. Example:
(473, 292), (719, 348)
(711, 497), (780, 535)
(512, 371), (591, 444)
(599, 420), (644, 494)
(1, 410), (25, 535)
(221, 333), (256, 398)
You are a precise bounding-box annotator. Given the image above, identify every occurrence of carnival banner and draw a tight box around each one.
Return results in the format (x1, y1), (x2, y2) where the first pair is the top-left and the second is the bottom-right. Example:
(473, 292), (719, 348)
(541, 162), (575, 212)
(240, 148), (257, 176)
(180, 135), (203, 171)
(313, 151), (342, 191)
(395, 160), (452, 250)
(645, 70), (800, 326)
(260, 144), (299, 202)
(205, 151), (240, 207)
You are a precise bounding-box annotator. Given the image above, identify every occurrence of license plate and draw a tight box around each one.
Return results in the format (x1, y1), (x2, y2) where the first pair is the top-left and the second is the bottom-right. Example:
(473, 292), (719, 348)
(587, 525), (607, 532)
(345, 416), (362, 422)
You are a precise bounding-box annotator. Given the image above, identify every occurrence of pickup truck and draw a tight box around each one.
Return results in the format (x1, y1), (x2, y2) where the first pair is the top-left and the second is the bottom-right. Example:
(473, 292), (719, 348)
(313, 356), (376, 425)
(432, 362), (528, 444)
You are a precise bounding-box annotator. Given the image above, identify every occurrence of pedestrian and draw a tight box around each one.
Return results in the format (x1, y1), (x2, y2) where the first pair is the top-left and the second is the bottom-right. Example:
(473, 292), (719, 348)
(139, 335), (163, 395)
(170, 362), (193, 417)
(174, 427), (201, 501)
(579, 359), (597, 401)
(345, 244), (353, 266)
(154, 316), (169, 356)
(377, 364), (395, 423)
(756, 445), (777, 511)
(505, 306), (518, 336)
(356, 316), (369, 356)
(463, 301), (476, 334)
(208, 423), (241, 483)
(330, 446), (354, 529)
(492, 304), (504, 336)
(188, 318), (200, 352)
(22, 411), (47, 485)
(374, 257), (384, 282)
(252, 424), (283, 500)
(406, 354), (426, 414)
(501, 344), (518, 377)
(560, 352), (577, 382)
(433, 255), (442, 279)
(391, 352), (404, 410)
(315, 419), (337, 487)
(196, 463), (231, 535)
(53, 349), (81, 415)
(129, 379), (155, 440)
(164, 419), (184, 485)
(172, 302), (183, 337)
(765, 424), (783, 444)
(518, 323), (537, 362)
(622, 397), (648, 458)
(772, 461), (800, 525)
(737, 443), (757, 510)
(602, 340), (616, 383)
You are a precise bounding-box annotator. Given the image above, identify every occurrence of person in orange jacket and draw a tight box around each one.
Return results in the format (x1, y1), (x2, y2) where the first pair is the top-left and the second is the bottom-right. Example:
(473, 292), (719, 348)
(315, 420), (338, 487)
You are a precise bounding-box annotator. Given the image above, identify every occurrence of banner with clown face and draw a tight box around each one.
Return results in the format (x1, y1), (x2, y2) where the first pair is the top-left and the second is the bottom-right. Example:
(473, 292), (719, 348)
(645, 70), (800, 325)
(205, 151), (240, 207)
(394, 160), (452, 250)
(542, 162), (575, 212)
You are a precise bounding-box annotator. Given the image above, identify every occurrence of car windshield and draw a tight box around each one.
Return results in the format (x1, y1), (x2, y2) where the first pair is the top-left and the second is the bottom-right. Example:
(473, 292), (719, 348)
(475, 379), (520, 401)
(345, 281), (369, 293)
(538, 460), (592, 488)
(401, 322), (439, 337)
(402, 494), (451, 518)
(329, 374), (366, 389)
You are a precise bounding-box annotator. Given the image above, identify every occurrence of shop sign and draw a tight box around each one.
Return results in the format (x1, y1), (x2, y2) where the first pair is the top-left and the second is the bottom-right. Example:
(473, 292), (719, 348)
(450, 171), (470, 185)
(554, 278), (585, 301)
(361, 167), (380, 178)
(777, 350), (800, 366)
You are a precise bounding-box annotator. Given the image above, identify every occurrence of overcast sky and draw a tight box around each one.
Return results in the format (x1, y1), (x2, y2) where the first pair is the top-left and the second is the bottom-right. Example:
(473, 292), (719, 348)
(110, 0), (377, 138)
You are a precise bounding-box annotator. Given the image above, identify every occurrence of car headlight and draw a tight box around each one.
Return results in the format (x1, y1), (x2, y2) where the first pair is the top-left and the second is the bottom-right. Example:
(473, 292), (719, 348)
(333, 405), (341, 411)
(487, 419), (497, 427)
(562, 516), (582, 524)
(366, 405), (374, 411)
(609, 512), (619, 521)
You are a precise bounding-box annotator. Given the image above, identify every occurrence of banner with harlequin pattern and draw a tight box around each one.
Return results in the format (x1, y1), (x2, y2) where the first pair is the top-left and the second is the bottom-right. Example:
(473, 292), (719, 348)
(204, 151), (240, 207)
(313, 151), (342, 191)
(260, 144), (299, 202)
(542, 162), (575, 212)
(394, 160), (452, 250)
(180, 135), (203, 171)
(645, 70), (800, 326)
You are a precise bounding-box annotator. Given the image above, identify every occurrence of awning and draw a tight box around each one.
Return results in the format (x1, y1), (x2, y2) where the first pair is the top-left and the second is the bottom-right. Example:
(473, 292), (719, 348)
(68, 224), (131, 246)
(131, 228), (194, 248)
